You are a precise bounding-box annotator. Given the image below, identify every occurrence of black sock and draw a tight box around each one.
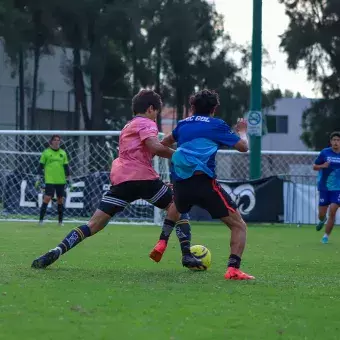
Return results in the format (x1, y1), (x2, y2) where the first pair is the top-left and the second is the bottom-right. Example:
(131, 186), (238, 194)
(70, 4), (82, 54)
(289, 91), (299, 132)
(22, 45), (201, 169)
(227, 254), (241, 269)
(39, 202), (48, 222)
(57, 204), (64, 223)
(175, 214), (191, 255)
(159, 219), (176, 243)
(55, 224), (92, 255)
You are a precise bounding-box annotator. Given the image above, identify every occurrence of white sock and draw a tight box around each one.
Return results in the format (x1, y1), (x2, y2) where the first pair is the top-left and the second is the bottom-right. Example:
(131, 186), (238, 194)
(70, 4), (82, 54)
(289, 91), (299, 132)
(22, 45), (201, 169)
(323, 233), (329, 238)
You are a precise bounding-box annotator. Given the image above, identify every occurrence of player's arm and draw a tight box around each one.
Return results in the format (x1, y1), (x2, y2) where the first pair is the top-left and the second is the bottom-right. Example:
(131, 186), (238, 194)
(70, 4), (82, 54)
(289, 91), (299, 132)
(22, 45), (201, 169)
(145, 137), (175, 159)
(35, 151), (46, 188)
(313, 150), (329, 170)
(139, 123), (174, 159)
(161, 134), (176, 147)
(214, 118), (248, 152)
(63, 152), (70, 178)
(234, 132), (249, 152)
(233, 118), (249, 152)
(38, 150), (47, 176)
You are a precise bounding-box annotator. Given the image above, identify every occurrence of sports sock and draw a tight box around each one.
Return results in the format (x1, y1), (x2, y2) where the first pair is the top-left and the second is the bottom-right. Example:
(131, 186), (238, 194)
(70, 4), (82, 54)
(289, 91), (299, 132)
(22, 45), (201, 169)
(54, 224), (92, 255)
(159, 219), (176, 243)
(227, 254), (241, 269)
(323, 233), (329, 238)
(57, 204), (64, 223)
(39, 202), (48, 222)
(175, 214), (191, 255)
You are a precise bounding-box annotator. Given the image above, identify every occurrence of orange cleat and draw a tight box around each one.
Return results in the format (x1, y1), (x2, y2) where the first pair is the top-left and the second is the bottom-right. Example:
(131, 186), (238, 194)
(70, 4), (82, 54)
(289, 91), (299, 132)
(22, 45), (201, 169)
(224, 267), (255, 280)
(149, 240), (167, 263)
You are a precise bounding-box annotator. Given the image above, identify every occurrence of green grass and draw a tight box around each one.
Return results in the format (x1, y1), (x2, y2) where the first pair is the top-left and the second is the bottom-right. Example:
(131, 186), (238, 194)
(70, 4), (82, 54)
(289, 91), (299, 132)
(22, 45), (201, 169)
(1, 222), (340, 340)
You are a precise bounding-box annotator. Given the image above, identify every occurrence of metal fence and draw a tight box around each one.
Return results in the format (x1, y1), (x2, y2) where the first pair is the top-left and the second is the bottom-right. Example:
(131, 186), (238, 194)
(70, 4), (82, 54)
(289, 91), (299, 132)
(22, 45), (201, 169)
(215, 150), (318, 180)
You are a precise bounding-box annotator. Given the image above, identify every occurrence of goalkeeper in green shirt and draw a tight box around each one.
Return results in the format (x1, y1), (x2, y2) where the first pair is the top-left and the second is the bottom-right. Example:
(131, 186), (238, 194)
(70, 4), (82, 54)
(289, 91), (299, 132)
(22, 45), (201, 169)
(36, 135), (70, 225)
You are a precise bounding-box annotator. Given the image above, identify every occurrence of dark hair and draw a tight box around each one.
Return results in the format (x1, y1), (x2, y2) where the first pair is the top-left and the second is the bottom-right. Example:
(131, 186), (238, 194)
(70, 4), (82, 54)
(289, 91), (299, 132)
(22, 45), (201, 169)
(132, 90), (162, 115)
(330, 131), (340, 140)
(49, 134), (61, 144)
(189, 89), (220, 116)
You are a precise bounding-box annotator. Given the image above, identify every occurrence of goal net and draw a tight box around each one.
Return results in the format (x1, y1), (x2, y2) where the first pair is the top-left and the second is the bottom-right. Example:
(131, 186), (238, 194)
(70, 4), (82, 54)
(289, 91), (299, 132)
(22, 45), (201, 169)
(0, 130), (169, 225)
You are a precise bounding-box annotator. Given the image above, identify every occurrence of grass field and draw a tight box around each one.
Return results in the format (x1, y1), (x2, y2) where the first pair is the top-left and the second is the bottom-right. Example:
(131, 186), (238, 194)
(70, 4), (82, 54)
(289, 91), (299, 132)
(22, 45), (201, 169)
(1, 222), (340, 340)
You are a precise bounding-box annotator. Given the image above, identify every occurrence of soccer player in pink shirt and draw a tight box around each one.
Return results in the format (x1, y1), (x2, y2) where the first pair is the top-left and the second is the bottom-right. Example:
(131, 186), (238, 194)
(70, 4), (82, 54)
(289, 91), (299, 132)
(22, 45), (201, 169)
(31, 90), (202, 270)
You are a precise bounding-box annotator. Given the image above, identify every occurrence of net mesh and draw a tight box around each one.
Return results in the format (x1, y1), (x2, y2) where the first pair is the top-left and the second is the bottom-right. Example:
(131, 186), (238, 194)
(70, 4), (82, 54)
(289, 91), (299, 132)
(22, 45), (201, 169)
(215, 150), (318, 181)
(0, 130), (318, 224)
(0, 131), (169, 224)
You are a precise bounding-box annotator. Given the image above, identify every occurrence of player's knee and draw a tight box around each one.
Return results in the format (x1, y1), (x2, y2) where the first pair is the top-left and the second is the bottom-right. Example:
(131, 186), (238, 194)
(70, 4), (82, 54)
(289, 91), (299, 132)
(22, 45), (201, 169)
(87, 210), (111, 234)
(43, 196), (51, 204)
(329, 205), (339, 218)
(233, 219), (247, 232)
(221, 211), (247, 231)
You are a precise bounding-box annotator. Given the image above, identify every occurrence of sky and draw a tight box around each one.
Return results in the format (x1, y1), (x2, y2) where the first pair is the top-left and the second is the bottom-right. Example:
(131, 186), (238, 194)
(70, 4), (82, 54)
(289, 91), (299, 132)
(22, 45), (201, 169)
(211, 0), (319, 98)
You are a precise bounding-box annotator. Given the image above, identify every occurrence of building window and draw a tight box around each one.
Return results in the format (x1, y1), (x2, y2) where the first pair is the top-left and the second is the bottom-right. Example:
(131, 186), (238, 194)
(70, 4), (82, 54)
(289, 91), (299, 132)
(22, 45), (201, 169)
(267, 115), (288, 133)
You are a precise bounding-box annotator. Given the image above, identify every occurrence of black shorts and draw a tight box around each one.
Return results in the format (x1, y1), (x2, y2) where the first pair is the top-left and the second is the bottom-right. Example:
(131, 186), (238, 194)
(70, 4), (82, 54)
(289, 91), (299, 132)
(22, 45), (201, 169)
(173, 175), (237, 219)
(45, 184), (65, 198)
(98, 179), (173, 217)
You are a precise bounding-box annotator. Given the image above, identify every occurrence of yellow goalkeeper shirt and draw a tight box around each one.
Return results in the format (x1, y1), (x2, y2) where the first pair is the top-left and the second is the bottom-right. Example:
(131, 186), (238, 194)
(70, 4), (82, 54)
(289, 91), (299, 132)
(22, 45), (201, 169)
(40, 147), (69, 184)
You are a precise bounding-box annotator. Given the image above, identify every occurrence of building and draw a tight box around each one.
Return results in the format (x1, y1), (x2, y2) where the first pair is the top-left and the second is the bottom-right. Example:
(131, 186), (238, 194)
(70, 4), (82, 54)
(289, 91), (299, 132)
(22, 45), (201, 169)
(0, 39), (89, 130)
(262, 97), (314, 151)
(161, 98), (315, 152)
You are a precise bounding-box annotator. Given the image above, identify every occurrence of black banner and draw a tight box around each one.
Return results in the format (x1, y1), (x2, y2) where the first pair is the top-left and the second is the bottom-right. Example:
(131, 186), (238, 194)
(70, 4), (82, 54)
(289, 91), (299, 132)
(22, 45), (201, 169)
(189, 176), (284, 223)
(3, 172), (283, 223)
(3, 172), (154, 220)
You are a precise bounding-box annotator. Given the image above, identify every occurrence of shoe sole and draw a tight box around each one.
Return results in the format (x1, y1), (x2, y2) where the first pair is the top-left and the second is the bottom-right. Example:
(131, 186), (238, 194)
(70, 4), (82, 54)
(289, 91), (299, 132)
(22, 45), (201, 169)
(149, 249), (163, 263)
(225, 276), (255, 280)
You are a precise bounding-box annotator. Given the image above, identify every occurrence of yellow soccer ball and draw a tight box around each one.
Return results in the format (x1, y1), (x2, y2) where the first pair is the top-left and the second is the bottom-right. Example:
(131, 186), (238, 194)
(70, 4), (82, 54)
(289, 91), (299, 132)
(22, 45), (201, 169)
(190, 245), (212, 270)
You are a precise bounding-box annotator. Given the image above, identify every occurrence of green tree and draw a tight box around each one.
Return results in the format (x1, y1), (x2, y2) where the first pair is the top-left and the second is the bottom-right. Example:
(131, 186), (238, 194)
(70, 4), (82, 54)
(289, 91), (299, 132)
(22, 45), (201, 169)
(279, 0), (340, 149)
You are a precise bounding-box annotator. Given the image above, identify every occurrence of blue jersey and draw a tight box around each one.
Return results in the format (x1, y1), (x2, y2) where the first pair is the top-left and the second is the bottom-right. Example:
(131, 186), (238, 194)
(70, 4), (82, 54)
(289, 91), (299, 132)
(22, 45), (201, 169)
(314, 147), (340, 191)
(171, 115), (240, 180)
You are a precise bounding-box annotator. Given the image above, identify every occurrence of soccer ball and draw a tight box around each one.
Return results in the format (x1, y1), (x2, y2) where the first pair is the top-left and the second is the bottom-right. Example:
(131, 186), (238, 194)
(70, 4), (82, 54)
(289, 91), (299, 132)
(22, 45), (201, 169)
(190, 245), (212, 270)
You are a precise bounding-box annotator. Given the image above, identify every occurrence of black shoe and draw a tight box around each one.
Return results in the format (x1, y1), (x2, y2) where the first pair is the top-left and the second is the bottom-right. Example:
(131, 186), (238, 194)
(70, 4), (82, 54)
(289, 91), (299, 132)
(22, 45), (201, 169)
(182, 254), (206, 270)
(31, 249), (60, 269)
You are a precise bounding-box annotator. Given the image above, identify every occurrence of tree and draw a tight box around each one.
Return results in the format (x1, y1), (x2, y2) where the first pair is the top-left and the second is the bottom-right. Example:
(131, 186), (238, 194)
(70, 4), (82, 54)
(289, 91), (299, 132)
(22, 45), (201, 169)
(279, 0), (340, 148)
(301, 99), (340, 149)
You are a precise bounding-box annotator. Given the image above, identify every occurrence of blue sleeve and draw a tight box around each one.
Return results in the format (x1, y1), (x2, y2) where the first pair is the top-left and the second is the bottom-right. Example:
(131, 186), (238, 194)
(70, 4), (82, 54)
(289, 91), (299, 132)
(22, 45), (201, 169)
(314, 150), (325, 165)
(213, 121), (240, 147)
(172, 124), (179, 141)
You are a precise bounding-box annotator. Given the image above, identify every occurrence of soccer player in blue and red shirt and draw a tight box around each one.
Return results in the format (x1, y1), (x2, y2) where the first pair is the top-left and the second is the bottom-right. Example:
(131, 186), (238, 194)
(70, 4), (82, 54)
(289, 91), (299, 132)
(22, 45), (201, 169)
(150, 89), (255, 280)
(313, 131), (340, 244)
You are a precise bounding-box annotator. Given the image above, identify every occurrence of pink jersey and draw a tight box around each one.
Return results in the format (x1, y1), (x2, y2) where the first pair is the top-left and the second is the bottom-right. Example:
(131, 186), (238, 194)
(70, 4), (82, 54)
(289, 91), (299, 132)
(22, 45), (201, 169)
(110, 116), (160, 185)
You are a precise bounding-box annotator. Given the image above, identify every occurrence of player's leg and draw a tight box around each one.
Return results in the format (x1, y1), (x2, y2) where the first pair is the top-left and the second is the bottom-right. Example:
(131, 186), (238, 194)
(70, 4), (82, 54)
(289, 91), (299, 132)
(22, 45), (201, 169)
(175, 213), (192, 257)
(161, 178), (202, 268)
(39, 184), (54, 224)
(322, 192), (340, 243)
(56, 185), (65, 226)
(147, 180), (201, 268)
(200, 178), (254, 280)
(31, 184), (130, 269)
(316, 191), (329, 231)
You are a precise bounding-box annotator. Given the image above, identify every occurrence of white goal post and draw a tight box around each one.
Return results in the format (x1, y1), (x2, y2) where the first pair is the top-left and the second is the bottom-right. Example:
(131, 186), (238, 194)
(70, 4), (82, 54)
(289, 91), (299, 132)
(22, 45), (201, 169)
(0, 130), (169, 225)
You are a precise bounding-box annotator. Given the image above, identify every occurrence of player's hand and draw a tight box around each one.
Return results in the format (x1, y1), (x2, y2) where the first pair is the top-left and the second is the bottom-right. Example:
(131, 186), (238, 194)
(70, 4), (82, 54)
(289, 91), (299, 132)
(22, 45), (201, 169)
(321, 162), (330, 168)
(35, 180), (45, 190)
(34, 180), (40, 189)
(66, 179), (74, 192)
(235, 118), (247, 133)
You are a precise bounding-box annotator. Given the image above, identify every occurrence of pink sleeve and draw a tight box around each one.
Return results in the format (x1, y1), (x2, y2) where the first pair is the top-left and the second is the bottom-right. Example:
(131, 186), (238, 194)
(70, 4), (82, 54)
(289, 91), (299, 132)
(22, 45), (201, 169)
(138, 120), (159, 142)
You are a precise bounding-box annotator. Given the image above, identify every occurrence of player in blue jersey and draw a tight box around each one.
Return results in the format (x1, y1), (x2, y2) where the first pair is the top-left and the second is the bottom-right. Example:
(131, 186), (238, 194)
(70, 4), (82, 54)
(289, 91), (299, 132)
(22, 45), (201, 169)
(149, 89), (254, 280)
(313, 131), (340, 244)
